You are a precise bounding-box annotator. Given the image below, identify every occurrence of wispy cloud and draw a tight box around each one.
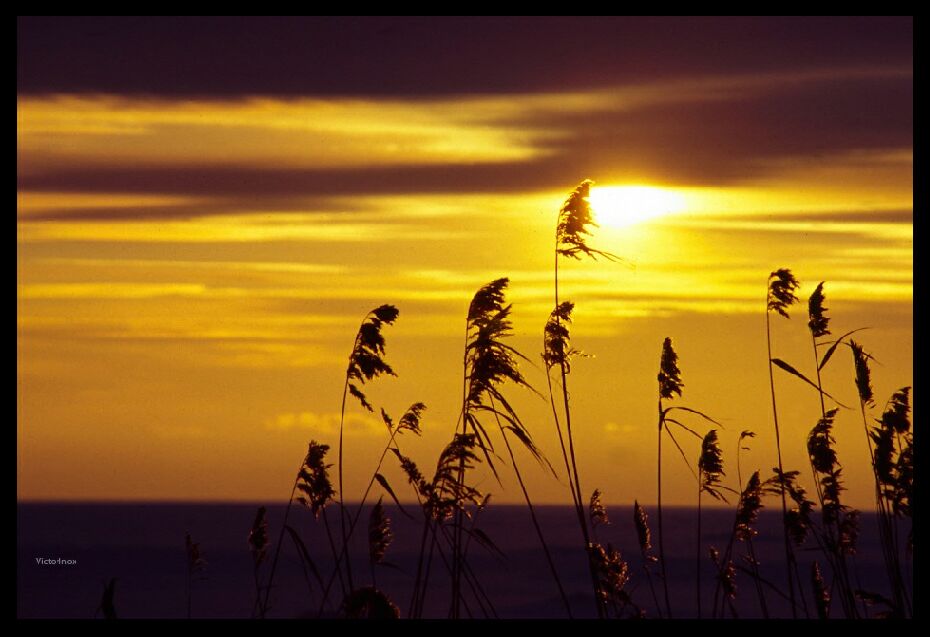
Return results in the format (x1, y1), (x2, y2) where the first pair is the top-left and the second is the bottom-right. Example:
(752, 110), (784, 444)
(265, 411), (383, 436)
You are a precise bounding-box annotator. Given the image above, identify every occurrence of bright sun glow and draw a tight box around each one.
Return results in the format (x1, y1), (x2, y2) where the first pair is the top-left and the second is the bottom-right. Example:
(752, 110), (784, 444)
(590, 185), (687, 228)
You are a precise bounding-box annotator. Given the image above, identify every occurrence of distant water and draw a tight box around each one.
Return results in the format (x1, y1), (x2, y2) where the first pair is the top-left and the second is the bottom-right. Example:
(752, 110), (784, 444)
(17, 503), (908, 619)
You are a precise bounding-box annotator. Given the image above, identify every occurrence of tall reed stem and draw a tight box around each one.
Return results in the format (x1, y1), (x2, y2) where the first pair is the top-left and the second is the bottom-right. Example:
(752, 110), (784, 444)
(336, 379), (354, 592)
(553, 247), (605, 619)
(656, 401), (672, 618)
(765, 305), (799, 618)
(696, 475), (702, 618)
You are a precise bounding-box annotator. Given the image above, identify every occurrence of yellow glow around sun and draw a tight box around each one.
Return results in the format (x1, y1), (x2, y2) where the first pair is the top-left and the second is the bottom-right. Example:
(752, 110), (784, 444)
(590, 186), (687, 228)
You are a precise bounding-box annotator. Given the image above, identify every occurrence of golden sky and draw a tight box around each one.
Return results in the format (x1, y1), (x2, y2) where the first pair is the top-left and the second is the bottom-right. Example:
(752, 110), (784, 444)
(17, 18), (912, 510)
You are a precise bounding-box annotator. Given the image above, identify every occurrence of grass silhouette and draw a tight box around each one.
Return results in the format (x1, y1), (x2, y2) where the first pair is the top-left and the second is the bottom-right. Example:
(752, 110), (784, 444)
(171, 181), (914, 620)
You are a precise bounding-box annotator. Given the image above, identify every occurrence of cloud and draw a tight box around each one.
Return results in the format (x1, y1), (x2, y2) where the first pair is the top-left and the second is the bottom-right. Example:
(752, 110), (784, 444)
(18, 17), (911, 96)
(265, 411), (383, 436)
(17, 66), (911, 206)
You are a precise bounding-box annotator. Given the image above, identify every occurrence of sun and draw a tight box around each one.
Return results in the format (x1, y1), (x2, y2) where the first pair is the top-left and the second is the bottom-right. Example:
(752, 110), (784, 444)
(589, 185), (687, 228)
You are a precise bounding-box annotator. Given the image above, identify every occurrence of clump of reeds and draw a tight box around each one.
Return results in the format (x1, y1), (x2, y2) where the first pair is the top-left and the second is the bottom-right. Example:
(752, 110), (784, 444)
(711, 469), (766, 619)
(806, 407), (860, 616)
(316, 402), (426, 616)
(267, 306), (405, 619)
(440, 278), (568, 616)
(410, 433), (486, 617)
(763, 467), (814, 617)
(588, 541), (640, 618)
(851, 337), (912, 617)
(262, 441), (338, 616)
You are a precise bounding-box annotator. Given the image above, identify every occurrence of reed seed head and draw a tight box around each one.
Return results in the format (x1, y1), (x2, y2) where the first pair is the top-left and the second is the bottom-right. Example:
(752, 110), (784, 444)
(807, 409), (840, 475)
(880, 387), (911, 435)
(735, 471), (764, 541)
(849, 340), (874, 406)
(397, 402), (426, 435)
(185, 531), (207, 575)
(767, 268), (800, 318)
(589, 489), (609, 528)
(633, 500), (655, 557)
(368, 498), (393, 565)
(699, 429), (726, 501)
(807, 281), (831, 338)
(658, 337), (683, 400)
(248, 506), (269, 566)
(346, 304), (399, 412)
(588, 541), (635, 615)
(543, 301), (580, 372)
(296, 440), (336, 517)
(556, 180), (599, 261)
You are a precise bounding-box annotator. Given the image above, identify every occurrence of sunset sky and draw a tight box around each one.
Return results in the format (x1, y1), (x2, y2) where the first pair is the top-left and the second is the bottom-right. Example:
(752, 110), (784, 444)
(17, 17), (912, 509)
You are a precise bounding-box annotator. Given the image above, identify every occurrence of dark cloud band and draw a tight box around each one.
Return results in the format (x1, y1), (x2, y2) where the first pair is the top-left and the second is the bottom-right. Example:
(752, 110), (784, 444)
(18, 16), (911, 96)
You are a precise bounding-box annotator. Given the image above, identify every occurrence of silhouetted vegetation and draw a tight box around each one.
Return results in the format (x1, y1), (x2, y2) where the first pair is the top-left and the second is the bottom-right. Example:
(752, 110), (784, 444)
(153, 180), (911, 620)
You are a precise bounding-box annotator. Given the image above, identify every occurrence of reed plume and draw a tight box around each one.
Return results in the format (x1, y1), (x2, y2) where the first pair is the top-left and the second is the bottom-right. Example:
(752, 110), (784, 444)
(589, 489), (609, 531)
(658, 337), (684, 400)
(367, 498), (393, 587)
(445, 278), (546, 617)
(263, 441), (338, 616)
(588, 542), (640, 618)
(296, 441), (336, 517)
(857, 379), (913, 616)
(807, 282), (830, 338)
(849, 343), (910, 615)
(633, 500), (662, 617)
(556, 179), (617, 262)
(767, 268), (800, 318)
